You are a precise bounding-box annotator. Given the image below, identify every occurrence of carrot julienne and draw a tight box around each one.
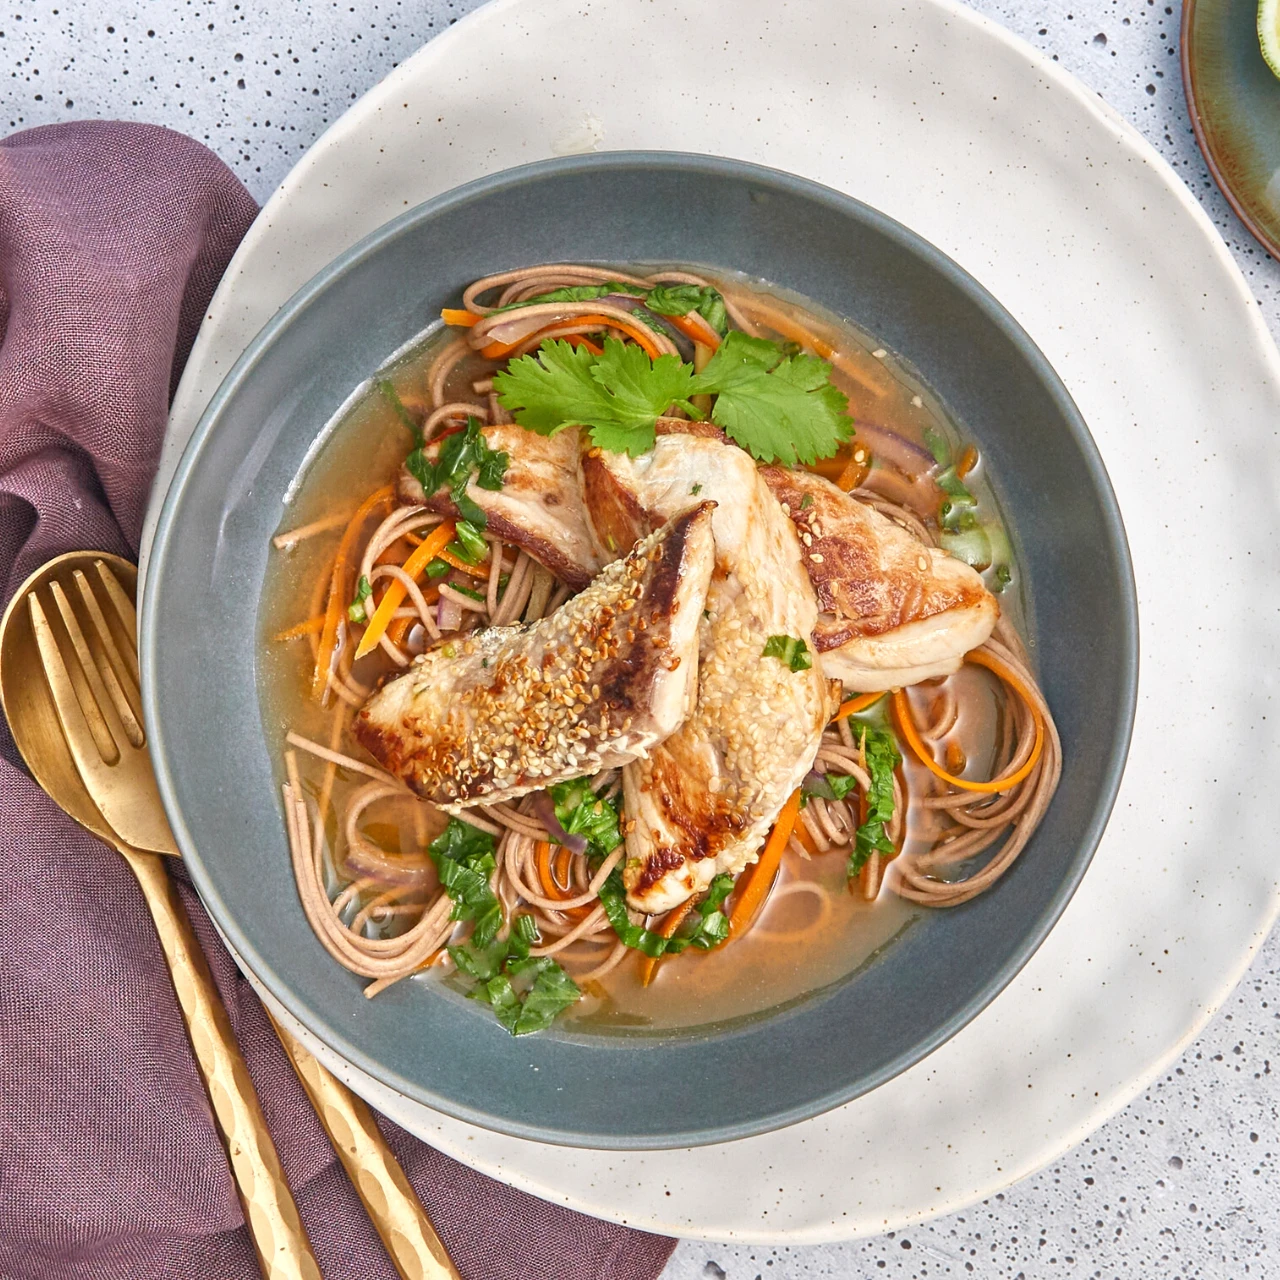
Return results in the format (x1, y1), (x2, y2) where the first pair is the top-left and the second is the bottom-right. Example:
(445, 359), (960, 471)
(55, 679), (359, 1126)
(275, 614), (325, 642)
(437, 547), (491, 578)
(639, 900), (696, 987)
(663, 310), (722, 351)
(312, 484), (395, 698)
(728, 789), (803, 939)
(354, 521), (455, 659)
(833, 690), (886, 722)
(441, 307), (480, 328)
(892, 650), (1045, 793)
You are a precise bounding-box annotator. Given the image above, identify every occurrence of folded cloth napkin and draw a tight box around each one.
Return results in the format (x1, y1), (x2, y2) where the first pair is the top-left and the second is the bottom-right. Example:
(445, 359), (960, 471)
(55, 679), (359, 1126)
(0, 121), (676, 1280)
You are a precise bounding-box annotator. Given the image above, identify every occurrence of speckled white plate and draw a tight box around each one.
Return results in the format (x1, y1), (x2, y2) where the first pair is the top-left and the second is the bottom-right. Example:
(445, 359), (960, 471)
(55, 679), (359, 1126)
(143, 0), (1280, 1243)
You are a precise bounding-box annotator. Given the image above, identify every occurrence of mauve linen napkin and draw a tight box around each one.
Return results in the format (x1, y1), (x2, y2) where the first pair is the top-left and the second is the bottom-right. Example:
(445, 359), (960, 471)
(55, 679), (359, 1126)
(0, 121), (676, 1280)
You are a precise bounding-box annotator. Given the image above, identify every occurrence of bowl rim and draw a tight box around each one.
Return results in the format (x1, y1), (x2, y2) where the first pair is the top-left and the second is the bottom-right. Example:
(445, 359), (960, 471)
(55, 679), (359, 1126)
(141, 149), (1139, 1148)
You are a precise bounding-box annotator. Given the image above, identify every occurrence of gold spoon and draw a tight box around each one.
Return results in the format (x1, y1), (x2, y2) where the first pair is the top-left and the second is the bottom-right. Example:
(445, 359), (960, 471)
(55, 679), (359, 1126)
(1, 551), (459, 1280)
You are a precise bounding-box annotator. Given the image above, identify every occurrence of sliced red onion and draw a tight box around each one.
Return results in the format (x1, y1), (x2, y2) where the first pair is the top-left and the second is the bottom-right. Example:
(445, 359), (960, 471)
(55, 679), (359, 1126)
(530, 791), (589, 855)
(854, 422), (938, 480)
(802, 769), (835, 801)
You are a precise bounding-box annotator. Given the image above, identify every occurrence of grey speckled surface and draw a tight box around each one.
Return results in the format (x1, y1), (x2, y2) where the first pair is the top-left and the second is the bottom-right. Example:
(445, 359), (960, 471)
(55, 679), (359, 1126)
(4, 1), (1277, 1276)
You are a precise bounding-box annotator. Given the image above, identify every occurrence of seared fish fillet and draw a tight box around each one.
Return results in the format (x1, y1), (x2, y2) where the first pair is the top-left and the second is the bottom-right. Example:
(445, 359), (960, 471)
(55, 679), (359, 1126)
(353, 504), (715, 808)
(759, 468), (998, 689)
(582, 437), (832, 914)
(398, 423), (603, 591)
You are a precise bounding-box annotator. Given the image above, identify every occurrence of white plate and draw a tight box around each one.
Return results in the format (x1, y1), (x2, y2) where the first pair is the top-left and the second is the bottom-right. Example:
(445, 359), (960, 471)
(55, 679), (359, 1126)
(147, 0), (1280, 1243)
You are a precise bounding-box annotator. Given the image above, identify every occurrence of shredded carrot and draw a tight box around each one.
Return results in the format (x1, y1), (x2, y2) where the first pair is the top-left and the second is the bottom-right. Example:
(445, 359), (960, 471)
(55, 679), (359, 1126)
(484, 313), (662, 362)
(663, 311), (722, 351)
(639, 900), (696, 987)
(957, 445), (979, 478)
(564, 333), (604, 356)
(479, 338), (518, 359)
(312, 485), (395, 698)
(833, 691), (886, 722)
(386, 616), (412, 649)
(355, 521), (454, 659)
(535, 841), (588, 921)
(437, 547), (491, 579)
(441, 308), (480, 328)
(728, 789), (802, 939)
(892, 651), (1045, 793)
(835, 446), (871, 492)
(274, 614), (325, 642)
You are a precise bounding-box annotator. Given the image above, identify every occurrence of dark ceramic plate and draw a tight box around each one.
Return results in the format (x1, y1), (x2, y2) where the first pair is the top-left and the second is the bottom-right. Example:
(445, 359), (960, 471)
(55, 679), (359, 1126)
(1183, 0), (1280, 259)
(141, 153), (1137, 1149)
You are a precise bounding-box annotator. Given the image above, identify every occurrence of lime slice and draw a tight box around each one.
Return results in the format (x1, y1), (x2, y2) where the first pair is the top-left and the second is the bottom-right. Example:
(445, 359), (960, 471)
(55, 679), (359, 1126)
(1261, 0), (1280, 80)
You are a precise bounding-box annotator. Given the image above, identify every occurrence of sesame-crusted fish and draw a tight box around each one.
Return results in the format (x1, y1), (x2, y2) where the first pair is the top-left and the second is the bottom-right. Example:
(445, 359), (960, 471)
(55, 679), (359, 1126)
(759, 468), (999, 690)
(581, 436), (833, 914)
(398, 423), (603, 591)
(352, 504), (716, 808)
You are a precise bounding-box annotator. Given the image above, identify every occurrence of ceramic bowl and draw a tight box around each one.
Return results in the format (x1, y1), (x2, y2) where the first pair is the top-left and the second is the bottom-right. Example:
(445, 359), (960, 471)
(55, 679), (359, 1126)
(141, 152), (1136, 1148)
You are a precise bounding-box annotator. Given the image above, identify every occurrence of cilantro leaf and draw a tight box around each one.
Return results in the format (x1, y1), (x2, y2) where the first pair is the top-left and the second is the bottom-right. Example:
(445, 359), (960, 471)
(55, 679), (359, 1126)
(693, 333), (852, 466)
(494, 339), (699, 456)
(848, 728), (901, 878)
(762, 634), (813, 672)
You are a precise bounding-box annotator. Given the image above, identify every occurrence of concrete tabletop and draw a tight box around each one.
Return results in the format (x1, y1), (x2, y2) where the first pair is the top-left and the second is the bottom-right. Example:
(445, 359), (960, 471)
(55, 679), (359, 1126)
(6, 1), (1275, 1275)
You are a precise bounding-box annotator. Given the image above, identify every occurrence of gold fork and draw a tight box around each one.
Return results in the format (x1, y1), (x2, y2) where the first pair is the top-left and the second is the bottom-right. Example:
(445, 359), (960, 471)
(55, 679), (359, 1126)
(19, 552), (459, 1280)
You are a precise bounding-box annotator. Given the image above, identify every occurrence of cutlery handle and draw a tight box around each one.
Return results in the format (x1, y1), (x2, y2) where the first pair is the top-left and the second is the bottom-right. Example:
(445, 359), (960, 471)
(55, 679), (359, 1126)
(267, 1013), (462, 1280)
(122, 848), (321, 1280)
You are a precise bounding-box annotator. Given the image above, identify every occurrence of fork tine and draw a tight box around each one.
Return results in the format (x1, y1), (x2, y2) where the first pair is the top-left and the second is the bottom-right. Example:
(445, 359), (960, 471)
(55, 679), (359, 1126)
(29, 592), (121, 768)
(48, 580), (144, 751)
(94, 559), (137, 649)
(72, 568), (144, 726)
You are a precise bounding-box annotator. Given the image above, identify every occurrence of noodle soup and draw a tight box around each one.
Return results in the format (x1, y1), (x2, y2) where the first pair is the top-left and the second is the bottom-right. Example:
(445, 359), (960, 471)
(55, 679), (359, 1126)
(258, 264), (1058, 1036)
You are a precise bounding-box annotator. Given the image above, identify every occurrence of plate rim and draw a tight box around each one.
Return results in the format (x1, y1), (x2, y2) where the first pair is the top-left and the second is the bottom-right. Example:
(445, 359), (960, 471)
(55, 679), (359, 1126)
(141, 147), (1138, 1150)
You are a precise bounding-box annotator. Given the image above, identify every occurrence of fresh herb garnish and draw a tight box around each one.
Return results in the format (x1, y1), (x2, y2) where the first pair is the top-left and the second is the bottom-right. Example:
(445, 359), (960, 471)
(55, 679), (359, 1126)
(447, 582), (486, 603)
(803, 771), (859, 803)
(762, 634), (813, 672)
(493, 339), (699, 457)
(347, 575), (373, 623)
(405, 417), (509, 528)
(690, 482), (702, 495)
(430, 819), (581, 1034)
(425, 559), (450, 579)
(848, 728), (900, 878)
(993, 563), (1012, 591)
(799, 492), (815, 510)
(378, 378), (423, 447)
(448, 518), (488, 564)
(644, 283), (729, 337)
(922, 425), (951, 467)
(494, 334), (852, 465)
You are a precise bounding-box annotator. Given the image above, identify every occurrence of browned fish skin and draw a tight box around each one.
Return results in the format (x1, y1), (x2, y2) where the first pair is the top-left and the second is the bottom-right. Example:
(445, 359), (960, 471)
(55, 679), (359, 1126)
(353, 504), (715, 808)
(760, 467), (998, 689)
(397, 423), (602, 591)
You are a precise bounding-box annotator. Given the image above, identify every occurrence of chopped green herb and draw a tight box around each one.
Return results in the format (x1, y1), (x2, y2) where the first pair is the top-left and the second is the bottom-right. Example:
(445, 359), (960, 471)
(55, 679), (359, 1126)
(425, 558), (450, 579)
(347, 575), (373, 623)
(762, 634), (813, 672)
(922, 425), (951, 468)
(691, 482), (703, 495)
(994, 563), (1013, 592)
(799, 493), (815, 510)
(447, 582), (486, 603)
(848, 728), (900, 878)
(643, 283), (729, 337)
(597, 868), (732, 957)
(550, 778), (623, 858)
(404, 417), (509, 528)
(377, 378), (423, 447)
(431, 820), (581, 1034)
(448, 518), (488, 564)
(803, 771), (859, 803)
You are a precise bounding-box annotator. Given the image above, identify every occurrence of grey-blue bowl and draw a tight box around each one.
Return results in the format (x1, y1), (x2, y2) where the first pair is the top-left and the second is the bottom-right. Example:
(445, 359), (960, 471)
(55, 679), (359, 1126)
(142, 152), (1137, 1150)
